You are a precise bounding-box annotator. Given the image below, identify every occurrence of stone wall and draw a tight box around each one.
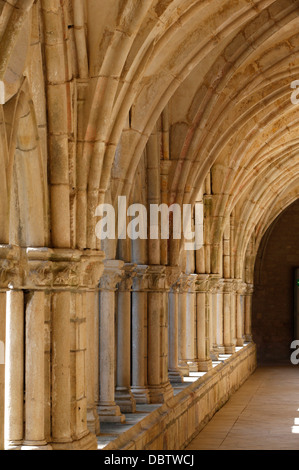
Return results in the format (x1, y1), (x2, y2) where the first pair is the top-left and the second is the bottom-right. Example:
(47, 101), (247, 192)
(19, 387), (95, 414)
(103, 343), (256, 451)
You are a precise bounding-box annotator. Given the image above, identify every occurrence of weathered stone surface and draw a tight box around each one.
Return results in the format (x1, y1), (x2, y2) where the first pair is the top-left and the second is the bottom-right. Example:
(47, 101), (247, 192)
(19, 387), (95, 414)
(102, 344), (256, 450)
(0, 0), (297, 451)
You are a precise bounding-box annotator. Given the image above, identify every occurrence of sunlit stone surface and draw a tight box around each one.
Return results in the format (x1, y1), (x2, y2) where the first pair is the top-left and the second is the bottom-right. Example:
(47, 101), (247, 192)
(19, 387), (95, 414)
(0, 0), (298, 450)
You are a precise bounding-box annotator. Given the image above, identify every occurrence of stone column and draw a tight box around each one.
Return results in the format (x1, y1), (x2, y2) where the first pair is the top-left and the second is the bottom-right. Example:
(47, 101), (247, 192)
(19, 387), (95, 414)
(115, 264), (136, 413)
(147, 265), (173, 404)
(22, 290), (51, 450)
(80, 252), (105, 440)
(236, 282), (247, 346)
(208, 276), (224, 359)
(206, 280), (214, 360)
(86, 290), (100, 434)
(0, 291), (5, 451)
(93, 290), (100, 430)
(215, 280), (225, 355)
(51, 291), (72, 445)
(178, 277), (189, 376)
(185, 274), (198, 372)
(3, 250), (52, 451)
(167, 269), (184, 383)
(3, 246), (103, 451)
(45, 249), (103, 450)
(131, 265), (150, 404)
(223, 279), (235, 354)
(196, 275), (213, 371)
(179, 281), (189, 377)
(244, 284), (254, 342)
(4, 289), (24, 450)
(98, 260), (125, 423)
(231, 281), (237, 347)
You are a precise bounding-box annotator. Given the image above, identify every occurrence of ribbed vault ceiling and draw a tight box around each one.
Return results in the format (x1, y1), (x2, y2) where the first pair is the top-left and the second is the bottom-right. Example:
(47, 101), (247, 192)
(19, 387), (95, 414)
(0, 0), (298, 266)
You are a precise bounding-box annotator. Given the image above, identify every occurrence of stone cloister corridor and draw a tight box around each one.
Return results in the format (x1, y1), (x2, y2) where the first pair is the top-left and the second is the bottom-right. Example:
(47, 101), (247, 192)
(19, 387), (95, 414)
(186, 366), (299, 450)
(0, 0), (299, 452)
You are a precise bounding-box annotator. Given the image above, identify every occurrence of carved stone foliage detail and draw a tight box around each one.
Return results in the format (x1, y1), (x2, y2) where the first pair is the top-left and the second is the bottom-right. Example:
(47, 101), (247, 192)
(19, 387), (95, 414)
(0, 246), (105, 290)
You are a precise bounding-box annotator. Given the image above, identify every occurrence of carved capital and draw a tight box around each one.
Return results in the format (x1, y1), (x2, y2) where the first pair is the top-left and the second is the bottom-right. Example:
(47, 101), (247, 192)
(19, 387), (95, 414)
(99, 260), (124, 291)
(208, 275), (223, 293)
(27, 260), (53, 288)
(0, 245), (105, 291)
(222, 279), (234, 294)
(229, 279), (240, 293)
(0, 245), (21, 289)
(195, 274), (209, 293)
(119, 263), (136, 291)
(165, 266), (181, 291)
(236, 280), (247, 295)
(178, 273), (197, 293)
(132, 265), (148, 291)
(80, 250), (105, 288)
(147, 265), (166, 291)
(245, 283), (254, 295)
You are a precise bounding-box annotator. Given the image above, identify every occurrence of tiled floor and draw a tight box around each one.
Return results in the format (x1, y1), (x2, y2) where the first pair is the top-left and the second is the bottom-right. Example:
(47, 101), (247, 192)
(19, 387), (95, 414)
(186, 365), (299, 450)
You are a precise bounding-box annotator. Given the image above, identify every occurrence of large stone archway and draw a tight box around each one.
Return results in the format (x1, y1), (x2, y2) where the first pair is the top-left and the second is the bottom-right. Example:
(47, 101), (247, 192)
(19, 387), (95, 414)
(1, 0), (299, 451)
(252, 199), (299, 364)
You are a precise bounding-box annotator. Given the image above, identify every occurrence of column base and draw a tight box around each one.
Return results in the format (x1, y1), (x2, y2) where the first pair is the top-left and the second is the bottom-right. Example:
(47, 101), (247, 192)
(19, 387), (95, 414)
(87, 406), (100, 435)
(97, 404), (125, 423)
(197, 359), (213, 372)
(51, 432), (98, 450)
(178, 361), (189, 376)
(224, 345), (236, 354)
(168, 369), (184, 384)
(245, 334), (252, 342)
(236, 338), (244, 346)
(210, 350), (219, 361)
(131, 386), (150, 404)
(187, 361), (199, 372)
(148, 381), (173, 404)
(115, 387), (137, 413)
(5, 441), (24, 451)
(21, 440), (53, 451)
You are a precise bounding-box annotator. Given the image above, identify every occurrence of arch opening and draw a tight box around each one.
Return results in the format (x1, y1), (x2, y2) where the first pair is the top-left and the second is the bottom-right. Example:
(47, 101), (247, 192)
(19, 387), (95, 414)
(252, 198), (299, 365)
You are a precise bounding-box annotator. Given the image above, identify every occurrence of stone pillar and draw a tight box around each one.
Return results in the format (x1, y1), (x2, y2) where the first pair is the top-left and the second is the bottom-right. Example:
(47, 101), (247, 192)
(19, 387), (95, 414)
(167, 269), (184, 383)
(131, 265), (150, 404)
(50, 249), (104, 450)
(162, 282), (170, 389)
(98, 260), (125, 423)
(0, 291), (5, 451)
(236, 282), (247, 346)
(223, 280), (235, 354)
(244, 284), (254, 342)
(22, 291), (51, 450)
(4, 289), (24, 450)
(208, 276), (224, 359)
(51, 291), (72, 444)
(147, 265), (173, 404)
(231, 281), (237, 347)
(196, 275), (213, 371)
(206, 280), (214, 360)
(3, 246), (103, 451)
(115, 264), (136, 413)
(86, 290), (100, 435)
(93, 290), (100, 430)
(178, 278), (189, 375)
(185, 274), (198, 372)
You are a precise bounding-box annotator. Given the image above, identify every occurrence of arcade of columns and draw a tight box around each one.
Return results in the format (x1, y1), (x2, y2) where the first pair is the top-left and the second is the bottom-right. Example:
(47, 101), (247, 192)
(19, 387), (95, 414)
(0, 0), (299, 450)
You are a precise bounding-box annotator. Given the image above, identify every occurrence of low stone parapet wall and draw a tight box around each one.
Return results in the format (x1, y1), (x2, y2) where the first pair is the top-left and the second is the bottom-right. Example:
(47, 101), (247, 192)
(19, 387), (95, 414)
(103, 343), (257, 451)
